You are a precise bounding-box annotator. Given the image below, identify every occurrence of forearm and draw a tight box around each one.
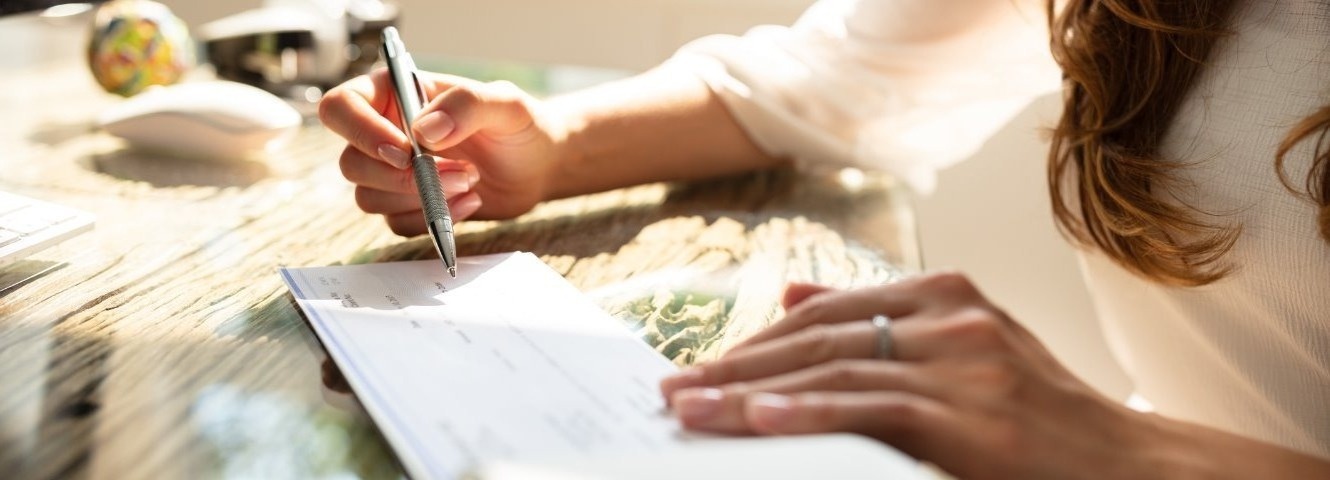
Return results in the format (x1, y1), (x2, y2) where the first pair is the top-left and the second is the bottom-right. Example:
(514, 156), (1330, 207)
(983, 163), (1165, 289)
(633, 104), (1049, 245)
(1144, 413), (1330, 479)
(541, 62), (782, 200)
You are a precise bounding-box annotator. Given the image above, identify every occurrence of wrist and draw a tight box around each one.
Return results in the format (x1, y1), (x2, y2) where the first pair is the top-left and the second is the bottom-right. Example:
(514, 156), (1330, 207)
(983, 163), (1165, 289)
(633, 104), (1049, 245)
(1059, 397), (1214, 480)
(538, 94), (589, 201)
(1070, 400), (1171, 480)
(1122, 412), (1211, 480)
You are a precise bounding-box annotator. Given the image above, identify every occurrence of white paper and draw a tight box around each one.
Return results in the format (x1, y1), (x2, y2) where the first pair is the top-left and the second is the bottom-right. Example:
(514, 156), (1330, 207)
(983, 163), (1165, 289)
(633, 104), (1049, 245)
(280, 252), (688, 480)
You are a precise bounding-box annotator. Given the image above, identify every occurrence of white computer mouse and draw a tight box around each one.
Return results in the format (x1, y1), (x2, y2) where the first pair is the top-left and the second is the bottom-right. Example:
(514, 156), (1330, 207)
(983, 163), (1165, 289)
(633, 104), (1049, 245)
(98, 80), (302, 160)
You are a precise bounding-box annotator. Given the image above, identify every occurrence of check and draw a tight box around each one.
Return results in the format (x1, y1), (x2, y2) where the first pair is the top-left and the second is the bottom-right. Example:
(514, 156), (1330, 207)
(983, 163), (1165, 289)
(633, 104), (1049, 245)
(281, 252), (686, 479)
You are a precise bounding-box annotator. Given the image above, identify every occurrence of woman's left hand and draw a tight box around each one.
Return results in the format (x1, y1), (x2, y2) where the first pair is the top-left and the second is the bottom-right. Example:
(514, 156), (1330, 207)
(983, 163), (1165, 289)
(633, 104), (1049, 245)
(659, 272), (1160, 479)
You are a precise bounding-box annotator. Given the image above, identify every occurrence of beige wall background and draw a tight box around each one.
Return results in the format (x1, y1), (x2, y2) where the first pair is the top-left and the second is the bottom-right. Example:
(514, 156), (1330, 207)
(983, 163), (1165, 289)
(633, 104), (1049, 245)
(165, 0), (810, 71)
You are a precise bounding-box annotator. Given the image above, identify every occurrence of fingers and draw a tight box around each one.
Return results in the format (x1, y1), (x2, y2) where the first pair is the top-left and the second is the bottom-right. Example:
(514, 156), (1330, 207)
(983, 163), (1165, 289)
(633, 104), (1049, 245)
(354, 188), (421, 215)
(673, 384), (958, 464)
(320, 70), (413, 168)
(661, 306), (1007, 401)
(730, 283), (922, 352)
(412, 80), (537, 152)
(658, 270), (1061, 477)
(744, 391), (953, 457)
(662, 321), (892, 397)
(340, 147), (479, 196)
(780, 283), (834, 310)
(321, 358), (352, 394)
(382, 192), (482, 237)
(671, 359), (943, 433)
(383, 210), (427, 237)
(731, 272), (993, 352)
(661, 314), (969, 398)
(320, 69), (479, 168)
(356, 169), (483, 237)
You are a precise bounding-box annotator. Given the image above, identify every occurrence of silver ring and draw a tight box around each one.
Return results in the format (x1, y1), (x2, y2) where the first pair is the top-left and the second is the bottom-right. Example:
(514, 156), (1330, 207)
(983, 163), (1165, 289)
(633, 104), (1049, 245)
(872, 314), (894, 360)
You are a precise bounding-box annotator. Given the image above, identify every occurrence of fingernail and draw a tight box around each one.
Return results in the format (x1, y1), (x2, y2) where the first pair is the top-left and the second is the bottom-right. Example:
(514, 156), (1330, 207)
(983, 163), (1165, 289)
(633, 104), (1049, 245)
(377, 144), (410, 168)
(439, 171), (470, 193)
(466, 166), (480, 186)
(749, 393), (795, 429)
(660, 367), (705, 394)
(675, 388), (724, 424)
(416, 111), (455, 144)
(453, 192), (482, 216)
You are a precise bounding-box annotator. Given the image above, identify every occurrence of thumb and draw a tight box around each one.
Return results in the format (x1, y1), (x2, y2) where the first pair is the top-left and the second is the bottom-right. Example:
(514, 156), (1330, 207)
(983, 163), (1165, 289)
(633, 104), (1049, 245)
(412, 79), (536, 151)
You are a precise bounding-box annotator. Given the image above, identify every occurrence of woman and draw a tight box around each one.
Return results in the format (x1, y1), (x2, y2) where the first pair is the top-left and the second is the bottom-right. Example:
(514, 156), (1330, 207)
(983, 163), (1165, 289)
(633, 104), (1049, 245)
(318, 0), (1330, 477)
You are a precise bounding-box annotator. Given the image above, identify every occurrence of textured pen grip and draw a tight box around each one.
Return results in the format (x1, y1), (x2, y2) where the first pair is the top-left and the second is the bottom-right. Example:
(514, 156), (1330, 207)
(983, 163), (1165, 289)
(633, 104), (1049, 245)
(411, 154), (452, 222)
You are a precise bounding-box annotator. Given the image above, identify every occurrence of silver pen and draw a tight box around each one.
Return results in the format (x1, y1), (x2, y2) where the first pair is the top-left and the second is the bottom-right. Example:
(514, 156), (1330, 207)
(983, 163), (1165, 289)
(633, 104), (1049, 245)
(380, 27), (458, 277)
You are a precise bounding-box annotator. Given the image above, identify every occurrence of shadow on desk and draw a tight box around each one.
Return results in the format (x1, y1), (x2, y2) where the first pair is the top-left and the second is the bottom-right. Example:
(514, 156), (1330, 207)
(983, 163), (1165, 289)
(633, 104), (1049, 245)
(25, 118), (273, 189)
(86, 149), (272, 189)
(0, 260), (65, 298)
(27, 119), (95, 147)
(362, 167), (905, 263)
(326, 167), (906, 367)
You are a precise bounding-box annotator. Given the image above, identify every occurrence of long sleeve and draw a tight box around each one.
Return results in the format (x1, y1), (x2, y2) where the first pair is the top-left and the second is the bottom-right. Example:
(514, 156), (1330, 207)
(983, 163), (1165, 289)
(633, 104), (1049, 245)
(670, 0), (1060, 193)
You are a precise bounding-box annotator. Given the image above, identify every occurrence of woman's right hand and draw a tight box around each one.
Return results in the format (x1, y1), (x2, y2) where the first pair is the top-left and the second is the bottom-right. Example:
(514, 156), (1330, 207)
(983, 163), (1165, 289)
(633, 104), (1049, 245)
(318, 68), (567, 236)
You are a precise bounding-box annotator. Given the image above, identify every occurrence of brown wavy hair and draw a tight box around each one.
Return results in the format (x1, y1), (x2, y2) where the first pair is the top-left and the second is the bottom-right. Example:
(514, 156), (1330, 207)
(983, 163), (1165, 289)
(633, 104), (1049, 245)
(1046, 0), (1330, 286)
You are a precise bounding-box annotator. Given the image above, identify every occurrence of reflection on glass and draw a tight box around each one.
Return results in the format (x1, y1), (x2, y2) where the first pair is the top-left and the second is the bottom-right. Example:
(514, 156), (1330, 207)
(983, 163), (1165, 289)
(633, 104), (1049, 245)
(193, 383), (402, 479)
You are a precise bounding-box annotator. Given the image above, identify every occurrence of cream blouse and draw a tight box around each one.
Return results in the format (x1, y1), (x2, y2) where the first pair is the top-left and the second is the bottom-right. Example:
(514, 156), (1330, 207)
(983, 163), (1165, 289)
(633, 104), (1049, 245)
(673, 0), (1330, 459)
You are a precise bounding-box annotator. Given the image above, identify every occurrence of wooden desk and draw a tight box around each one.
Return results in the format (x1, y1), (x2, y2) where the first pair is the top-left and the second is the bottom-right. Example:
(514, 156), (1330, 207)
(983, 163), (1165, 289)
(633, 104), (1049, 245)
(0, 60), (917, 478)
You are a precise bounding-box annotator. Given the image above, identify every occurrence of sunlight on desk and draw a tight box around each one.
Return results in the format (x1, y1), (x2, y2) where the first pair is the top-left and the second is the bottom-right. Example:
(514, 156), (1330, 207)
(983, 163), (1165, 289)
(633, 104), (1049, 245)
(0, 24), (917, 480)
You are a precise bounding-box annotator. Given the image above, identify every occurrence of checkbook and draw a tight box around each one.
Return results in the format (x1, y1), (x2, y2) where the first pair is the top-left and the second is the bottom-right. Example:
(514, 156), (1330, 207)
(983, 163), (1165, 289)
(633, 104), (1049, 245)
(280, 252), (925, 480)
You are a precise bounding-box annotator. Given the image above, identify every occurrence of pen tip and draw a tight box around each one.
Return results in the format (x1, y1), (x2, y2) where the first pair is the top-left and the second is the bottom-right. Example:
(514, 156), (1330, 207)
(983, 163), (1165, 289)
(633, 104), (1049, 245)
(448, 266), (457, 278)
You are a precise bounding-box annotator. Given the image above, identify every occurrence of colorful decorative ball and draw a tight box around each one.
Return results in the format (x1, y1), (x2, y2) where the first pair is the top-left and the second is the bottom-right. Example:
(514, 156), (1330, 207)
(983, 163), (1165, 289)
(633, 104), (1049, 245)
(87, 0), (195, 97)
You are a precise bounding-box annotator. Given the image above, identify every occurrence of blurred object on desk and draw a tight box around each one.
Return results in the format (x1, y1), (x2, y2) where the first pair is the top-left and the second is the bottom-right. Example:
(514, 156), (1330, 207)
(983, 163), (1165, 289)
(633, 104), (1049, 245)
(0, 0), (101, 17)
(0, 2), (102, 275)
(96, 80), (302, 161)
(0, 2), (101, 70)
(200, 0), (398, 99)
(86, 0), (194, 96)
(0, 190), (94, 270)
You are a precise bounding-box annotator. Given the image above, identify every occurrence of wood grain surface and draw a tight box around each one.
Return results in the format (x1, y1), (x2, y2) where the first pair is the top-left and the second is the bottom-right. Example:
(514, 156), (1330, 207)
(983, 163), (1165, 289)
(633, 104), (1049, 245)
(0, 61), (916, 479)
